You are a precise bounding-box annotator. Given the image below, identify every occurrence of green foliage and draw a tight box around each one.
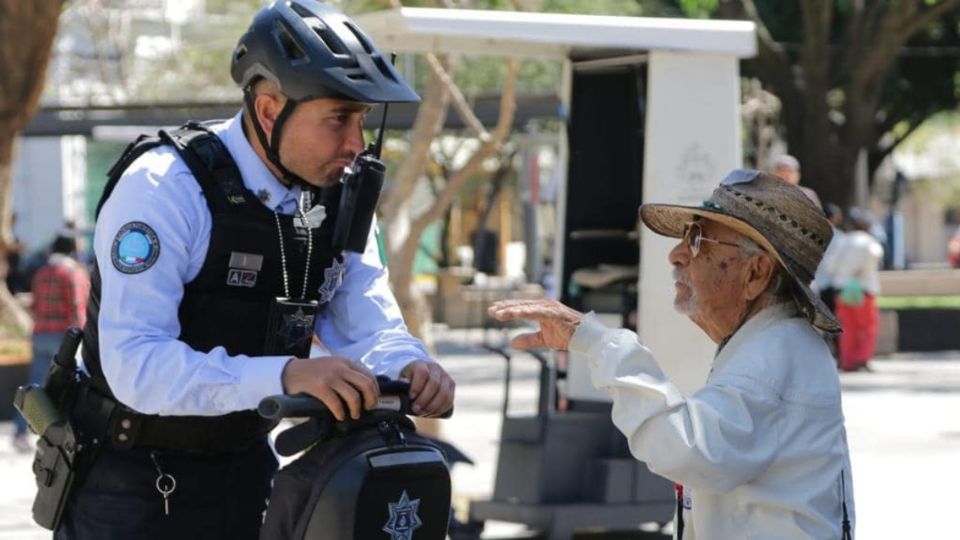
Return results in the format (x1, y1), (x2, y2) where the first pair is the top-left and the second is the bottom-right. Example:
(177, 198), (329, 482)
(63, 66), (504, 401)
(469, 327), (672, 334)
(676, 0), (718, 18)
(878, 295), (960, 310)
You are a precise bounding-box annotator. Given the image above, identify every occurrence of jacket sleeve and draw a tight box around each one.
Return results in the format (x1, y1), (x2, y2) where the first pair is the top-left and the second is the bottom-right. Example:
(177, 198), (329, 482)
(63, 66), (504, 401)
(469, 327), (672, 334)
(317, 219), (431, 379)
(570, 313), (783, 494)
(95, 149), (290, 416)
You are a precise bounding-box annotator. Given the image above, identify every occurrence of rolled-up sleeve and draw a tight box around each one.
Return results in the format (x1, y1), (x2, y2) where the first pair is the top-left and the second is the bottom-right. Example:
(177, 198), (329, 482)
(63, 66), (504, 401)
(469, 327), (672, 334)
(570, 313), (782, 493)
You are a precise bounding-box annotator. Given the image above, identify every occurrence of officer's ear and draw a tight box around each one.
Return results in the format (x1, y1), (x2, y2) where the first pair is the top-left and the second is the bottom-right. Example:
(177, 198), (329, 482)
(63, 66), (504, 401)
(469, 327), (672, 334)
(252, 81), (287, 136)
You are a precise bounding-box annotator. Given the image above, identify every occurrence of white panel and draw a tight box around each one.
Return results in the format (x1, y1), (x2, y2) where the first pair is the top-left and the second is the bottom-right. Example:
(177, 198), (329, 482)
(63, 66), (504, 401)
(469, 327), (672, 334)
(639, 51), (743, 396)
(13, 138), (66, 253)
(357, 9), (757, 58)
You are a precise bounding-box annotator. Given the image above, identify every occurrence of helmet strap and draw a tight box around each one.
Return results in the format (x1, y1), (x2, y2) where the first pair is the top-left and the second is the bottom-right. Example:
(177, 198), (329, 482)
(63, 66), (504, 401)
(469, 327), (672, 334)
(243, 86), (304, 186)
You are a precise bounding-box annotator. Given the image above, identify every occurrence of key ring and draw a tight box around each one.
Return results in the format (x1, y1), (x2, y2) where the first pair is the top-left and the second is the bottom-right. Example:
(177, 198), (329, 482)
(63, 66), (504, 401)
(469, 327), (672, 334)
(155, 473), (176, 495)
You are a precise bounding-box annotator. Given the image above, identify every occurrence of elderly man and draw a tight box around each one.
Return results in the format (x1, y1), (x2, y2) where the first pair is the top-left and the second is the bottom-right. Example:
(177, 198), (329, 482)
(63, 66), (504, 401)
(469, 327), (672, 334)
(489, 170), (855, 539)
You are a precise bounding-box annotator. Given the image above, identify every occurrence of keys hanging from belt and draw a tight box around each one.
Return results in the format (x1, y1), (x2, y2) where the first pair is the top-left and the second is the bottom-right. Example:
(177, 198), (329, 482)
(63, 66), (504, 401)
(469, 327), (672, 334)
(150, 451), (176, 516)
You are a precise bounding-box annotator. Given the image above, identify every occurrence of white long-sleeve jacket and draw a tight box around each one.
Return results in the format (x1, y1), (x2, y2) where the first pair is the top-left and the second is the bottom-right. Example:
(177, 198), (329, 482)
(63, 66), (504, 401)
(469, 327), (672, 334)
(570, 303), (855, 539)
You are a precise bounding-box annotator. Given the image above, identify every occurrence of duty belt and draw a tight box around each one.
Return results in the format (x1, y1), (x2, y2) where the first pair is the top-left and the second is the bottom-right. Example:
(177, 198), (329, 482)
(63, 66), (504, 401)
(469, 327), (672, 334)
(72, 385), (278, 457)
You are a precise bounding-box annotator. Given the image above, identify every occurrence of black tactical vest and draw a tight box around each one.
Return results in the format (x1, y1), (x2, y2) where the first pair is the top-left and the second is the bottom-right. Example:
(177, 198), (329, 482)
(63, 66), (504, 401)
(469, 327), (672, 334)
(81, 122), (346, 453)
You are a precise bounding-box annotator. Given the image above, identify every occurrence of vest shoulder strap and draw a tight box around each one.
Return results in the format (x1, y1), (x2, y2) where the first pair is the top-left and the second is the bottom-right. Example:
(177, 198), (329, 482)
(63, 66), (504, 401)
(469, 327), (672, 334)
(96, 121), (249, 220)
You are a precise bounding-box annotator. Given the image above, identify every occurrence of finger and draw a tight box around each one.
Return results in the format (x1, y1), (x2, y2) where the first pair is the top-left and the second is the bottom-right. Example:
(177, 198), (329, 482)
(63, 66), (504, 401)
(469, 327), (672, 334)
(421, 378), (454, 417)
(412, 372), (441, 414)
(488, 303), (554, 323)
(313, 386), (346, 421)
(510, 331), (545, 350)
(406, 363), (428, 400)
(342, 368), (379, 409)
(331, 380), (363, 420)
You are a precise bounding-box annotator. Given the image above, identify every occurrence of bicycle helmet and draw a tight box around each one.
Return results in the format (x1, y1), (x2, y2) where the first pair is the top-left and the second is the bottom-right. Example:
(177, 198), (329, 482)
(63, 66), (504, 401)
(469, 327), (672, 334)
(230, 1), (419, 184)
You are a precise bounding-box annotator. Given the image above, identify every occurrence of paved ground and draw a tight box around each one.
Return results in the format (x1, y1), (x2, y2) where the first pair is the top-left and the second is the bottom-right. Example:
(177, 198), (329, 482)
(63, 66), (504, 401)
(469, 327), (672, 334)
(1, 328), (958, 538)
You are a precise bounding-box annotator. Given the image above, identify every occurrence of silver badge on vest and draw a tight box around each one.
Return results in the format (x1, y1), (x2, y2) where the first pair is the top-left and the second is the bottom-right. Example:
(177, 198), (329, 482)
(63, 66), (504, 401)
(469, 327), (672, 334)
(318, 257), (345, 304)
(226, 251), (263, 288)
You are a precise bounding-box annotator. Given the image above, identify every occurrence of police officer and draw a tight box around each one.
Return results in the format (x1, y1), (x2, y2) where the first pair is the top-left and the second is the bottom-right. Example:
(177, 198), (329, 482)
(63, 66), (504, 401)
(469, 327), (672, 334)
(59, 2), (455, 538)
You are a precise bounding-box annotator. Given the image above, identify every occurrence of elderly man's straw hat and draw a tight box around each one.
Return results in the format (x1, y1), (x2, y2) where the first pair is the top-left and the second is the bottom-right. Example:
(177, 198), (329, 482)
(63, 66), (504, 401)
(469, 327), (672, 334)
(639, 169), (840, 333)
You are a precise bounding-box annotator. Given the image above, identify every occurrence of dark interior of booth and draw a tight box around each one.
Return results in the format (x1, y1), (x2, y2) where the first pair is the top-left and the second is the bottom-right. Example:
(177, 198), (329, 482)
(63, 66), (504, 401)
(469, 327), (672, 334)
(561, 64), (646, 330)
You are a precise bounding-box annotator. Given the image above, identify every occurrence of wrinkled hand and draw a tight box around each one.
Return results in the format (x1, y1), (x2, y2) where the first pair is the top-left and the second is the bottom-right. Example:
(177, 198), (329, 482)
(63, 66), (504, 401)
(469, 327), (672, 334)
(400, 360), (455, 417)
(487, 299), (585, 351)
(282, 356), (379, 421)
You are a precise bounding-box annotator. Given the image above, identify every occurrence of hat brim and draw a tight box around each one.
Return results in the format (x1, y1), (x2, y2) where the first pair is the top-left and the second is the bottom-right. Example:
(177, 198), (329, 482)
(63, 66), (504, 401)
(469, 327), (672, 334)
(639, 203), (841, 334)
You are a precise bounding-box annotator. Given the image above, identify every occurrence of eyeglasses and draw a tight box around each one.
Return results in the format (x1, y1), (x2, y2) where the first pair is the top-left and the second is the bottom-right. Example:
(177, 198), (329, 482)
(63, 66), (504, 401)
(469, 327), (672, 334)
(682, 222), (741, 258)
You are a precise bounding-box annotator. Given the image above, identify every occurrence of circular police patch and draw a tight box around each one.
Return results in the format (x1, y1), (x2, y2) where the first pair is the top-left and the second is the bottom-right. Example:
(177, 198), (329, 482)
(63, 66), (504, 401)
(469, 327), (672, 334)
(111, 222), (160, 274)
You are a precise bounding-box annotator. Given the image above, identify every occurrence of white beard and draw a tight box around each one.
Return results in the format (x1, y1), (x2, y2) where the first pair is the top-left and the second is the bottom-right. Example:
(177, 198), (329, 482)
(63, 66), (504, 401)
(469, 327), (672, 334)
(672, 269), (698, 315)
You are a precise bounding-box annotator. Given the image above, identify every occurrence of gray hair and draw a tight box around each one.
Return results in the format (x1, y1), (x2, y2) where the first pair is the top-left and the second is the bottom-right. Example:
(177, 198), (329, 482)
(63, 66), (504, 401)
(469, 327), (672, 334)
(735, 234), (791, 300)
(773, 154), (800, 172)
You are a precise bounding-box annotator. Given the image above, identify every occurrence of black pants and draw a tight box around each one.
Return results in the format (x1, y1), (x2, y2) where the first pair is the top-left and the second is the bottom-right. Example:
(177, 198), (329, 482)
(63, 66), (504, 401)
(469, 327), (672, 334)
(55, 439), (277, 540)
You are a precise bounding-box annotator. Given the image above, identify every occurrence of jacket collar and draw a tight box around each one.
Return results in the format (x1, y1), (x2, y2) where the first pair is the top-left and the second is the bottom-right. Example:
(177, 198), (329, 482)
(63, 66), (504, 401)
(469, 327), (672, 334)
(218, 112), (302, 214)
(713, 302), (799, 371)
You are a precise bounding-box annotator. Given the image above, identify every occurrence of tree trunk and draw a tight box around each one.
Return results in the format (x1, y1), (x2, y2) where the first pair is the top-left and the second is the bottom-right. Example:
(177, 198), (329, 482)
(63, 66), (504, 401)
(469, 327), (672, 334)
(0, 1), (64, 335)
(382, 59), (452, 347)
(0, 137), (33, 335)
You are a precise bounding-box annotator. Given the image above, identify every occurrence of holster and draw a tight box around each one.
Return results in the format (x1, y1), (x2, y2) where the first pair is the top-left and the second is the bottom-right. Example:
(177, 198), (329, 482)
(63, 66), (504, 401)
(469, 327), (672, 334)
(12, 327), (99, 531)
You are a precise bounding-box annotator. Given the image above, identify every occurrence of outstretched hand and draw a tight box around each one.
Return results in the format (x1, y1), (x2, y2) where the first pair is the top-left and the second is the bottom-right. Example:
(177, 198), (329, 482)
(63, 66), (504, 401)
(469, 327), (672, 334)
(487, 299), (585, 351)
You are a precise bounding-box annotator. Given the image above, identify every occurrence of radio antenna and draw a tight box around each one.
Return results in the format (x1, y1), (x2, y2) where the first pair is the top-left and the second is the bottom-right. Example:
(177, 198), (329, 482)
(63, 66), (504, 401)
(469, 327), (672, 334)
(371, 52), (397, 159)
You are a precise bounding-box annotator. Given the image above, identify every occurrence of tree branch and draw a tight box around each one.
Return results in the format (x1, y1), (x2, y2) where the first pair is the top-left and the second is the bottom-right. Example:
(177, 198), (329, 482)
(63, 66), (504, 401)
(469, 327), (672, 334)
(424, 54), (488, 140)
(408, 59), (519, 239)
(378, 56), (452, 222)
(853, 0), (960, 101)
(734, 0), (801, 109)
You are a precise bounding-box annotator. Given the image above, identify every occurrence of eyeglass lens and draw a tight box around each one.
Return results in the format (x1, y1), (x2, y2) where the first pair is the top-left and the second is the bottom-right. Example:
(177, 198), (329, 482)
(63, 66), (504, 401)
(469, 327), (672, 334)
(684, 223), (702, 257)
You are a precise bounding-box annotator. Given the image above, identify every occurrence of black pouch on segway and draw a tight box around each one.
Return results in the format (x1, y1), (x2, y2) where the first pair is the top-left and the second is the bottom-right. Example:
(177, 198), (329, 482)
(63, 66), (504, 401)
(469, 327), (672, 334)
(260, 411), (451, 540)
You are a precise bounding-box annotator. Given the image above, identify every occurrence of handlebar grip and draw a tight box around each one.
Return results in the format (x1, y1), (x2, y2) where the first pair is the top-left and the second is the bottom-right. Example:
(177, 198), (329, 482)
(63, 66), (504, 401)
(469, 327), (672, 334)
(258, 394), (330, 420)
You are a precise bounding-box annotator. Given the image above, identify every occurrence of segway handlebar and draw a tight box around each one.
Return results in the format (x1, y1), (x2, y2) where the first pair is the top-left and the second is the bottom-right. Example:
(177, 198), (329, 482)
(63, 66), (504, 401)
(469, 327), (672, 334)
(257, 378), (452, 420)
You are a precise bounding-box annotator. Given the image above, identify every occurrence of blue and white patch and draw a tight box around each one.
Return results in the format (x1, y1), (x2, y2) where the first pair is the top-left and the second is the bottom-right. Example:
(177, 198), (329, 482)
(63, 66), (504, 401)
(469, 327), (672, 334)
(111, 221), (160, 274)
(318, 257), (345, 304)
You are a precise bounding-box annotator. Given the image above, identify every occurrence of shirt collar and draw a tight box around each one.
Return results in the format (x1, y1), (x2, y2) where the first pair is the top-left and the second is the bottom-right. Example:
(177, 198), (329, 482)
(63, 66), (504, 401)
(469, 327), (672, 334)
(215, 111), (302, 214)
(713, 302), (798, 370)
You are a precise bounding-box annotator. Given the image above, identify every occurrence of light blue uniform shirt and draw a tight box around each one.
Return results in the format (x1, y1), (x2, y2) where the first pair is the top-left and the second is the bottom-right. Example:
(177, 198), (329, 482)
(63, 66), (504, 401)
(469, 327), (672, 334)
(91, 112), (430, 416)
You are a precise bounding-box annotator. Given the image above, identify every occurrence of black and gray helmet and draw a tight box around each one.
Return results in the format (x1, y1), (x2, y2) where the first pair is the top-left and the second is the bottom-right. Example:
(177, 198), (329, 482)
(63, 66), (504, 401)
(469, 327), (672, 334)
(231, 0), (419, 104)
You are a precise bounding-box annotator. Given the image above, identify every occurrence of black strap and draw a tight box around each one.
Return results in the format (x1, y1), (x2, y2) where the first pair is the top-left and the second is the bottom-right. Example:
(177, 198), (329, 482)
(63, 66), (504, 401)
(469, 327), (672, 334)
(242, 86), (302, 185)
(96, 122), (249, 222)
(841, 469), (852, 539)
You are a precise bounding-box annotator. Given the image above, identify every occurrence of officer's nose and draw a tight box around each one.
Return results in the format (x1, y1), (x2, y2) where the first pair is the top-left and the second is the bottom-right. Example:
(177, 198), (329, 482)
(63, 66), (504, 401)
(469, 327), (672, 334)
(343, 119), (365, 157)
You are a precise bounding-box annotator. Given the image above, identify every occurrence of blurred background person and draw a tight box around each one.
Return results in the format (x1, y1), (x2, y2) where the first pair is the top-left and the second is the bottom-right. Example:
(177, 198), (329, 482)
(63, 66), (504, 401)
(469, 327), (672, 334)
(826, 209), (884, 372)
(771, 154), (822, 209)
(11, 230), (90, 452)
(812, 203), (845, 355)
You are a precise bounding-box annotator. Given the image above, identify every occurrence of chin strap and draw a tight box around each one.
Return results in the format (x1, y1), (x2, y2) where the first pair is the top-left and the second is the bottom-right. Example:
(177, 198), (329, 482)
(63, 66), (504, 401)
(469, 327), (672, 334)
(243, 86), (304, 186)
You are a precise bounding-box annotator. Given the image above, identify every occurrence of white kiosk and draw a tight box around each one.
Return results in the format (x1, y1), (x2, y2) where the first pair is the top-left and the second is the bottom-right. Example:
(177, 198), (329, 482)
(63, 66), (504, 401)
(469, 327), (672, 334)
(358, 8), (756, 538)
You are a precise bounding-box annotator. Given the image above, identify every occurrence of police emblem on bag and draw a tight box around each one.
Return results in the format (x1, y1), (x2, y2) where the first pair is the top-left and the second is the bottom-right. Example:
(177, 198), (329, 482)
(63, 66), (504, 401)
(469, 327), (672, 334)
(382, 490), (422, 540)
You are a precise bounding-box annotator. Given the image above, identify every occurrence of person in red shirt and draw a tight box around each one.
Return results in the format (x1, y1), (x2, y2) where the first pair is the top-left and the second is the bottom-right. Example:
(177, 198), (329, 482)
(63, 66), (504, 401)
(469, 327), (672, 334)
(12, 232), (90, 452)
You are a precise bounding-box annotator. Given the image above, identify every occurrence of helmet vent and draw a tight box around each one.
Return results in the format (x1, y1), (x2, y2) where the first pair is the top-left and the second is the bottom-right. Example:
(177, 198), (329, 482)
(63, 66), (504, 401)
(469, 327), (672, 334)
(373, 56), (398, 82)
(344, 22), (375, 54)
(289, 2), (347, 56)
(234, 43), (248, 61)
(276, 25), (308, 61)
(313, 25), (348, 56)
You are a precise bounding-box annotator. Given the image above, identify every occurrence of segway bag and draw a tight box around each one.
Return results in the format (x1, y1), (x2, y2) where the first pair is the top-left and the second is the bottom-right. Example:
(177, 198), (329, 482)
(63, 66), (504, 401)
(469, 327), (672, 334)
(260, 410), (451, 540)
